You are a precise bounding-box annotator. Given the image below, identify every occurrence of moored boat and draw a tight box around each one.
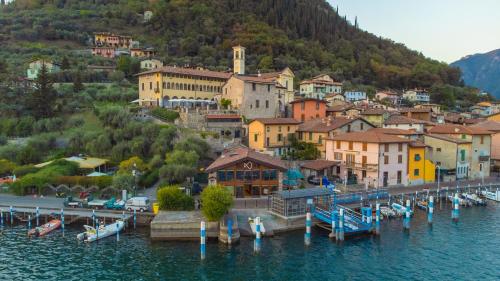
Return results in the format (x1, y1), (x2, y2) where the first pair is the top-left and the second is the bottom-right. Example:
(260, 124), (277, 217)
(77, 220), (124, 242)
(248, 217), (266, 235)
(380, 206), (396, 219)
(416, 200), (428, 211)
(28, 219), (62, 237)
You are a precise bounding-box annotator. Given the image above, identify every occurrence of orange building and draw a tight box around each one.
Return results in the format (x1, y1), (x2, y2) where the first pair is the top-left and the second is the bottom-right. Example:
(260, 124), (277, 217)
(290, 98), (327, 122)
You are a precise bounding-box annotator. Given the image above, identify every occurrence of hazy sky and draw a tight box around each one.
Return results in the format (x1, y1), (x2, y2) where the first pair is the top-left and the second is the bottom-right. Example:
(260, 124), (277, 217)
(329, 0), (500, 63)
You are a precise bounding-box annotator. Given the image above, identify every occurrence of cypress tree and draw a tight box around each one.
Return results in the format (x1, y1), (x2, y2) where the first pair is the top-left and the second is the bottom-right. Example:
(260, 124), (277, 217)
(73, 71), (84, 93)
(30, 63), (56, 118)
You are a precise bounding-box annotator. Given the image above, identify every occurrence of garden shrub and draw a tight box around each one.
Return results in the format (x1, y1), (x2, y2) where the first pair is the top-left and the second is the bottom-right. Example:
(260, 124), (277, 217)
(157, 185), (194, 211)
(201, 185), (233, 221)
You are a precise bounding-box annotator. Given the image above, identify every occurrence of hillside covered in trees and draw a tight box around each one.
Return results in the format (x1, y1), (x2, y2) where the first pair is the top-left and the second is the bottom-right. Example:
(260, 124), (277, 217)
(0, 0), (493, 106)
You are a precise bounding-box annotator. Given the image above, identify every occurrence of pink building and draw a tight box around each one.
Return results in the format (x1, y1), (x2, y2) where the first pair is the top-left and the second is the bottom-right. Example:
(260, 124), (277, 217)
(92, 47), (115, 58)
(325, 131), (409, 187)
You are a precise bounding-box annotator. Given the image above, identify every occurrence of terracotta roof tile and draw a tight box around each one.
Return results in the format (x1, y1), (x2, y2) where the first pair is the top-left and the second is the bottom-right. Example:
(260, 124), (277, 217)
(471, 120), (500, 132)
(424, 134), (472, 144)
(368, 128), (421, 135)
(427, 124), (492, 135)
(298, 117), (371, 133)
(400, 108), (431, 113)
(300, 160), (339, 171)
(384, 115), (434, 125)
(251, 118), (301, 125)
(205, 147), (287, 172)
(137, 66), (232, 79)
(289, 98), (328, 104)
(329, 131), (410, 143)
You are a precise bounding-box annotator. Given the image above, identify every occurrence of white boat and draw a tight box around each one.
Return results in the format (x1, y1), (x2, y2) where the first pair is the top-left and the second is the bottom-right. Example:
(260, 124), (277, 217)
(77, 220), (124, 242)
(462, 193), (486, 205)
(391, 203), (413, 216)
(482, 190), (500, 202)
(448, 195), (471, 207)
(380, 206), (396, 218)
(248, 217), (266, 235)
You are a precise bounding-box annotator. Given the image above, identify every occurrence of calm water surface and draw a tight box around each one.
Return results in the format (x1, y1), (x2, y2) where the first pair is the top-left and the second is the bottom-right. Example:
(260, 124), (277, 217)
(1, 202), (499, 281)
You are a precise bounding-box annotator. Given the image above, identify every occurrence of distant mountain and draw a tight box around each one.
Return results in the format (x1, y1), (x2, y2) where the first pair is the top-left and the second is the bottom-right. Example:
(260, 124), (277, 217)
(451, 49), (500, 99)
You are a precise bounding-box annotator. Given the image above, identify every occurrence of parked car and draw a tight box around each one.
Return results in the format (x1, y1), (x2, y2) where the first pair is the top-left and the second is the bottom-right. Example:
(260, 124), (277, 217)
(125, 197), (151, 212)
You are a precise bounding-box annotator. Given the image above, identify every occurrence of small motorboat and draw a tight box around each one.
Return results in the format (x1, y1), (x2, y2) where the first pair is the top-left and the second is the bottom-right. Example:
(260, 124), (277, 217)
(380, 206), (396, 219)
(248, 217), (266, 235)
(416, 200), (428, 211)
(77, 220), (124, 242)
(462, 193), (487, 206)
(391, 203), (413, 216)
(28, 219), (61, 237)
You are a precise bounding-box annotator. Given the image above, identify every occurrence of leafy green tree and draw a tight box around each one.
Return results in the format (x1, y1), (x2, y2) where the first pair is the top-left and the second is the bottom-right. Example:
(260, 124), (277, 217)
(157, 185), (194, 211)
(158, 164), (196, 184)
(118, 156), (147, 174)
(220, 98), (231, 109)
(201, 185), (233, 221)
(112, 174), (135, 190)
(165, 150), (199, 167)
(0, 159), (17, 175)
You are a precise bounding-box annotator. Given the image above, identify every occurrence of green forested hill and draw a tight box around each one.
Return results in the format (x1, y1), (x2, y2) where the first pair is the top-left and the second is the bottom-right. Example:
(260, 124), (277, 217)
(0, 0), (486, 104)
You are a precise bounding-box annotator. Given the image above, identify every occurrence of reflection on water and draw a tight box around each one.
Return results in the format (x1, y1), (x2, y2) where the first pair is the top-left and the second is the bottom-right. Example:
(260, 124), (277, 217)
(0, 204), (499, 280)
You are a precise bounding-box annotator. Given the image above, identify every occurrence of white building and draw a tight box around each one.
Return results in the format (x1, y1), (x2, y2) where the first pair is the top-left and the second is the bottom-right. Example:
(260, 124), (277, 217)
(299, 74), (342, 99)
(403, 89), (430, 103)
(344, 91), (367, 102)
(140, 59), (163, 70)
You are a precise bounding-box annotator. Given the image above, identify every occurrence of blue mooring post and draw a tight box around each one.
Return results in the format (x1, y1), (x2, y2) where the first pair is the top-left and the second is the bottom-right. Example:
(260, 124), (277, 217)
(227, 219), (233, 246)
(304, 212), (311, 246)
(133, 209), (137, 229)
(375, 203), (380, 235)
(36, 207), (40, 227)
(330, 209), (336, 240)
(96, 220), (99, 240)
(61, 209), (65, 232)
(338, 209), (345, 241)
(200, 221), (206, 260)
(10, 206), (13, 225)
(92, 210), (96, 227)
(122, 211), (126, 228)
(116, 221), (120, 242)
(28, 215), (31, 230)
(428, 196), (434, 224)
(254, 217), (262, 253)
(404, 199), (411, 230)
(452, 193), (459, 221)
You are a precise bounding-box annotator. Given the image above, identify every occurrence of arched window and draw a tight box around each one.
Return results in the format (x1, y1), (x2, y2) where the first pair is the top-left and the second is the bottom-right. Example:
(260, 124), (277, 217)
(167, 82), (171, 89)
(188, 84), (191, 91)
(175, 83), (179, 90)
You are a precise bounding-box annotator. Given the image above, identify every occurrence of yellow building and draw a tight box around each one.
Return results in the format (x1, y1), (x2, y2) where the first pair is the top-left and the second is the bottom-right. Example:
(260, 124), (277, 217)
(487, 112), (500, 121)
(407, 141), (435, 185)
(360, 109), (390, 128)
(94, 32), (132, 48)
(137, 66), (232, 107)
(248, 118), (301, 157)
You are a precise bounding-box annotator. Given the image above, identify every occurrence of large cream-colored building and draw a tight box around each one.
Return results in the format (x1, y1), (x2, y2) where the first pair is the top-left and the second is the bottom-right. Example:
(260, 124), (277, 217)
(218, 46), (295, 119)
(137, 66), (231, 107)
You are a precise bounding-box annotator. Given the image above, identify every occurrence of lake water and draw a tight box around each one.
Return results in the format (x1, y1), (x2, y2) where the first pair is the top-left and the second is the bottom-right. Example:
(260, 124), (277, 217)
(1, 202), (499, 281)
